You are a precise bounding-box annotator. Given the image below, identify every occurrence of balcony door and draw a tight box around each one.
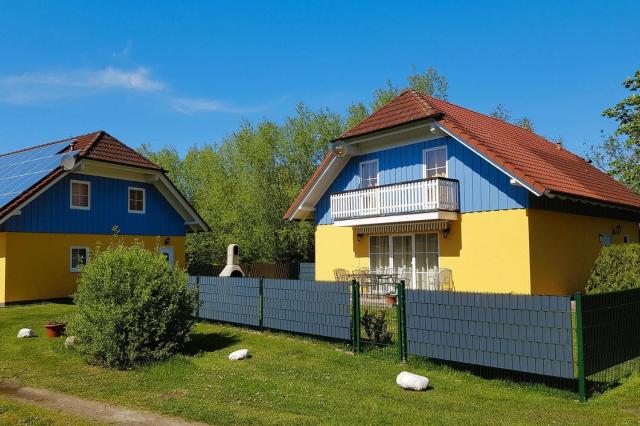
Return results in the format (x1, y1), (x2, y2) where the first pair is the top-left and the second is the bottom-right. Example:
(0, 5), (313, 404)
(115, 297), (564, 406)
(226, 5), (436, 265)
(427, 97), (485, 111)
(369, 233), (439, 289)
(359, 159), (379, 215)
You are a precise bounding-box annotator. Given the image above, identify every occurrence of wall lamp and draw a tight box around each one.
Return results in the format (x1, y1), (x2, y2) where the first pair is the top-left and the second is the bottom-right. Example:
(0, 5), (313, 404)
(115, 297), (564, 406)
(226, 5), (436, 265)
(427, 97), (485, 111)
(612, 225), (622, 235)
(442, 227), (450, 239)
(164, 237), (171, 245)
(356, 233), (363, 242)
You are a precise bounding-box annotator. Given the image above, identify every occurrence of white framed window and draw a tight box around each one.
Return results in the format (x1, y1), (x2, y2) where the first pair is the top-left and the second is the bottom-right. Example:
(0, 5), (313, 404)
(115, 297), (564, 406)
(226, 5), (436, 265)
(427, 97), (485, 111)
(128, 187), (146, 213)
(360, 159), (379, 189)
(70, 246), (89, 272)
(70, 180), (90, 210)
(423, 146), (448, 178)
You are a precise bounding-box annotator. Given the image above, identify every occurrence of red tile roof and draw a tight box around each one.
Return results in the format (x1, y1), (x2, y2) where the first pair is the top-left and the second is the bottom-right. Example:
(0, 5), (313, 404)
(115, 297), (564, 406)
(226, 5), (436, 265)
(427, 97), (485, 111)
(286, 90), (640, 218)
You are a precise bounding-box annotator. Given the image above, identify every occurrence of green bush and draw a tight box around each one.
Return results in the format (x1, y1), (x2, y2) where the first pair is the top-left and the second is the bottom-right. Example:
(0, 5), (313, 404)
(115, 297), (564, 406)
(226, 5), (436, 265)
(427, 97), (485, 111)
(586, 243), (640, 295)
(67, 241), (198, 369)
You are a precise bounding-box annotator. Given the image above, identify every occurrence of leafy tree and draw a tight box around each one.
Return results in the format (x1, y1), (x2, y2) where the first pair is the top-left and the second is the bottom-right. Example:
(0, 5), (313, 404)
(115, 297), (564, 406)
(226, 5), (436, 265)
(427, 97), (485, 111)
(592, 70), (640, 194)
(490, 104), (535, 131)
(490, 104), (511, 122)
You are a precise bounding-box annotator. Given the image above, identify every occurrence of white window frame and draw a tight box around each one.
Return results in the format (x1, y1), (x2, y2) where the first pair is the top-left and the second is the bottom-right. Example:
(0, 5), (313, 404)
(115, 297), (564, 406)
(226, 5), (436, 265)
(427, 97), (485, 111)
(128, 187), (146, 214)
(69, 246), (90, 272)
(70, 179), (91, 210)
(423, 146), (448, 179)
(359, 159), (379, 189)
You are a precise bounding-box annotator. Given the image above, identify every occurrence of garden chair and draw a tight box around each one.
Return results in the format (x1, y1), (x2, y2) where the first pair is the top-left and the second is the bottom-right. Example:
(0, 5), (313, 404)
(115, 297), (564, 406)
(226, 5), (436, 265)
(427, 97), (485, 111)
(333, 268), (349, 282)
(438, 268), (454, 291)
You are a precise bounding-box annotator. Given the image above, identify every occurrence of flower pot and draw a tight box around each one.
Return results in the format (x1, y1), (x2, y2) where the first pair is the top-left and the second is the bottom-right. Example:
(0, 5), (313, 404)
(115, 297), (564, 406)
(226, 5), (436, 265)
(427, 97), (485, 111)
(384, 294), (397, 305)
(44, 322), (66, 338)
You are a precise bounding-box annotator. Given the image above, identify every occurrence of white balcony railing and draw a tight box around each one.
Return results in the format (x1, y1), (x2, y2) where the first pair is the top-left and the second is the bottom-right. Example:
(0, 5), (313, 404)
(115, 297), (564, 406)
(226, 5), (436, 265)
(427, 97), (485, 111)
(330, 178), (459, 222)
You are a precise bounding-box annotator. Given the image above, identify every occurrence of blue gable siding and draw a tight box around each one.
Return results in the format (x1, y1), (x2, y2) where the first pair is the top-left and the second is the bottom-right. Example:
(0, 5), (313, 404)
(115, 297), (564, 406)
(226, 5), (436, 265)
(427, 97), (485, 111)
(315, 136), (529, 224)
(4, 173), (185, 236)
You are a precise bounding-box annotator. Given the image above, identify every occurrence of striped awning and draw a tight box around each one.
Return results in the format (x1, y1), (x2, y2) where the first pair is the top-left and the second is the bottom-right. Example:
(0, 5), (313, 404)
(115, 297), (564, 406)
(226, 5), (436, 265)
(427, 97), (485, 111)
(355, 220), (449, 235)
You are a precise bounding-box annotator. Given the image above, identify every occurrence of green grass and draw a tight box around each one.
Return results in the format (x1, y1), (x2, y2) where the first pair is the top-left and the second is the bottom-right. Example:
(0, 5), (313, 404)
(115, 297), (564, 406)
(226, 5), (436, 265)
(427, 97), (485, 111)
(0, 398), (98, 425)
(1, 303), (640, 425)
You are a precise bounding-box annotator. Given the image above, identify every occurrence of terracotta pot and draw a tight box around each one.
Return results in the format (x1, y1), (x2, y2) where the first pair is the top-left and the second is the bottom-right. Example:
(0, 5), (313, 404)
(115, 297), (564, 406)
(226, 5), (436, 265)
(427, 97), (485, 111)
(44, 322), (66, 338)
(384, 294), (397, 305)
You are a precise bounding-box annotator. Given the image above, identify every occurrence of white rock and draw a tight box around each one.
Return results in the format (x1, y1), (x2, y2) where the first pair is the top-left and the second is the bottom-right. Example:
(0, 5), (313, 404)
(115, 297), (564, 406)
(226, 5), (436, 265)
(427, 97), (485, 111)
(17, 328), (35, 338)
(228, 349), (250, 360)
(396, 371), (429, 391)
(64, 336), (77, 349)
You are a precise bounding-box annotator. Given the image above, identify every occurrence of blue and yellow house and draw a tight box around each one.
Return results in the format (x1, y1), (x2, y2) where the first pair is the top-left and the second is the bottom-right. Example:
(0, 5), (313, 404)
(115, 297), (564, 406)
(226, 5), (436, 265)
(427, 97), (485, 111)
(285, 90), (640, 295)
(0, 131), (208, 305)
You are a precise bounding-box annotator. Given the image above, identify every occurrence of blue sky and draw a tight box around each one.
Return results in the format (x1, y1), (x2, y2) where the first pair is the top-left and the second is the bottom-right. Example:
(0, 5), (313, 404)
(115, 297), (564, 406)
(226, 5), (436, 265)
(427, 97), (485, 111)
(0, 1), (638, 156)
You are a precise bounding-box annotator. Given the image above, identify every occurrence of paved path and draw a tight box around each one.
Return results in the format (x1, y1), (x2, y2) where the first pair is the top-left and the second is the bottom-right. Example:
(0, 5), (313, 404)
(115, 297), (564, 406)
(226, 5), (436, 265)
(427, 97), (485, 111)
(0, 382), (207, 425)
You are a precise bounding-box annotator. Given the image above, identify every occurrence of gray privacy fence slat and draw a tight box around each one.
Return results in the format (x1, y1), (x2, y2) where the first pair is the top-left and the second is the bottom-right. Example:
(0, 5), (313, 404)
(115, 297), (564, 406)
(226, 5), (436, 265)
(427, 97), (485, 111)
(299, 263), (315, 280)
(189, 276), (261, 326)
(262, 279), (351, 340)
(405, 290), (575, 379)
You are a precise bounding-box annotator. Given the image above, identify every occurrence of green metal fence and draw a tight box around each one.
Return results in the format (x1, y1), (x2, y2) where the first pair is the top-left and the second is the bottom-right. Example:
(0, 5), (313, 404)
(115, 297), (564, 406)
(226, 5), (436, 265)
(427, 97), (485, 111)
(575, 288), (640, 400)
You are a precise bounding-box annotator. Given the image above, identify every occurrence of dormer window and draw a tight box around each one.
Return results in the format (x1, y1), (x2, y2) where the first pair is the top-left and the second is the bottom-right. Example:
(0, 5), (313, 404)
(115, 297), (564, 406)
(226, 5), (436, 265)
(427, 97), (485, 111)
(70, 180), (90, 210)
(128, 187), (145, 213)
(424, 146), (448, 178)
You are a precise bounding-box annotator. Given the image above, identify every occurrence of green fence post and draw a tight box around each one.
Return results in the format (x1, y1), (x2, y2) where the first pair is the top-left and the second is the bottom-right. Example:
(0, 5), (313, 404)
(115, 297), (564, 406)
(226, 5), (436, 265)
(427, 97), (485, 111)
(575, 292), (586, 401)
(259, 278), (264, 331)
(351, 279), (361, 353)
(396, 281), (404, 362)
(399, 280), (407, 363)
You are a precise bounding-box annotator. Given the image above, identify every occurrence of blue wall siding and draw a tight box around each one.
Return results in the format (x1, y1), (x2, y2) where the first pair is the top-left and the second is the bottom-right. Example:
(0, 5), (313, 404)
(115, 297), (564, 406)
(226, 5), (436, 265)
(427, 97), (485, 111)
(4, 173), (186, 236)
(315, 136), (529, 224)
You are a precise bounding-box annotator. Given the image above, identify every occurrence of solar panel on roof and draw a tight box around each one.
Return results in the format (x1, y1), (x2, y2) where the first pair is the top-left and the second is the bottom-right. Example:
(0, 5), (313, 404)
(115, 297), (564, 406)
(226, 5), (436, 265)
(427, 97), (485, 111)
(0, 143), (78, 211)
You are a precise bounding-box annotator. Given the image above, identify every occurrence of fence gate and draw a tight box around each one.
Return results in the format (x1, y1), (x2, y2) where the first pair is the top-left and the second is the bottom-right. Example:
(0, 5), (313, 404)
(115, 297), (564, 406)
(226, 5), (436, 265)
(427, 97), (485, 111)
(352, 279), (407, 361)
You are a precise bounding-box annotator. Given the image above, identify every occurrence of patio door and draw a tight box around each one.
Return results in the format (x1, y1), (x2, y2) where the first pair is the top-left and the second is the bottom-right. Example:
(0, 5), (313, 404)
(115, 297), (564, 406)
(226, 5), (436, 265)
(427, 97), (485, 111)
(369, 233), (439, 289)
(392, 236), (413, 285)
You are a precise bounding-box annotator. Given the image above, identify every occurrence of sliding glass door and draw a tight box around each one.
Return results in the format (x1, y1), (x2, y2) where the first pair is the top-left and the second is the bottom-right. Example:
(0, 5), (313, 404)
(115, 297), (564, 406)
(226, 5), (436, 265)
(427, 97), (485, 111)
(369, 233), (439, 289)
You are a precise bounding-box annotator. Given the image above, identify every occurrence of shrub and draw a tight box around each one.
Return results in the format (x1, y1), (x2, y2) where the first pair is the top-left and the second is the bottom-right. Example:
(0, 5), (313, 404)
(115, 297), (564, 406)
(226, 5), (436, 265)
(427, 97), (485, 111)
(586, 243), (640, 295)
(360, 310), (392, 344)
(67, 241), (198, 369)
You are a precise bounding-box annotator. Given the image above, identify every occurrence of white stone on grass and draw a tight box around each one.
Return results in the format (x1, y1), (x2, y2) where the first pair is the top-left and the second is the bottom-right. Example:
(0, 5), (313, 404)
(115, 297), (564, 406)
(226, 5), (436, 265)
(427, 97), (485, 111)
(396, 371), (429, 391)
(228, 349), (250, 360)
(17, 328), (35, 338)
(65, 336), (77, 349)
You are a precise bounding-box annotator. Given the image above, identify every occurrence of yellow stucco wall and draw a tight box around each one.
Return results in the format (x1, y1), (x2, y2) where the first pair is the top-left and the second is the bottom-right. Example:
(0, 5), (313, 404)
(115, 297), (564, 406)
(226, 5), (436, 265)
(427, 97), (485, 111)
(315, 225), (368, 281)
(527, 209), (639, 295)
(315, 209), (532, 293)
(315, 209), (639, 295)
(439, 209), (532, 293)
(2, 232), (185, 304)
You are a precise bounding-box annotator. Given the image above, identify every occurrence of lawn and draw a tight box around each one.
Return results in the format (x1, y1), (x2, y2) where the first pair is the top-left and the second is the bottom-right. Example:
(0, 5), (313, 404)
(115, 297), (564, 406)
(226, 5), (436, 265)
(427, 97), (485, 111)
(1, 303), (640, 425)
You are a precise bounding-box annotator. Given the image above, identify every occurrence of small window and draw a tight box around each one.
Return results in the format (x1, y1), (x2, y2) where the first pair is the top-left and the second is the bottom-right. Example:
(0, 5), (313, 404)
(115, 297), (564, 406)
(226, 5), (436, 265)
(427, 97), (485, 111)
(128, 187), (145, 213)
(623, 235), (630, 244)
(360, 160), (379, 188)
(70, 180), (90, 210)
(424, 146), (448, 178)
(70, 247), (89, 272)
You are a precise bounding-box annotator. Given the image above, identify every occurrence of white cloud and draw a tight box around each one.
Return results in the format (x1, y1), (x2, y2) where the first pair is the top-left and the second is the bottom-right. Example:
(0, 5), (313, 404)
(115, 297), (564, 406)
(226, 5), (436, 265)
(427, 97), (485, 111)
(171, 97), (266, 114)
(0, 67), (164, 104)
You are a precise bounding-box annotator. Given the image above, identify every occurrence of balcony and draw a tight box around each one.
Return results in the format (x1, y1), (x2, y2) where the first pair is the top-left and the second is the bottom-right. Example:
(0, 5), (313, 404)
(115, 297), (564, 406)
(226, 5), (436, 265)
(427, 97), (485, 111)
(330, 178), (459, 226)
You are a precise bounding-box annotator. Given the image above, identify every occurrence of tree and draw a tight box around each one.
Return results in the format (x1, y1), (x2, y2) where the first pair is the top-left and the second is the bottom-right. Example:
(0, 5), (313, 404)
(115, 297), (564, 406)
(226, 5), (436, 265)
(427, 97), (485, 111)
(489, 104), (535, 131)
(593, 70), (640, 194)
(490, 104), (511, 122)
